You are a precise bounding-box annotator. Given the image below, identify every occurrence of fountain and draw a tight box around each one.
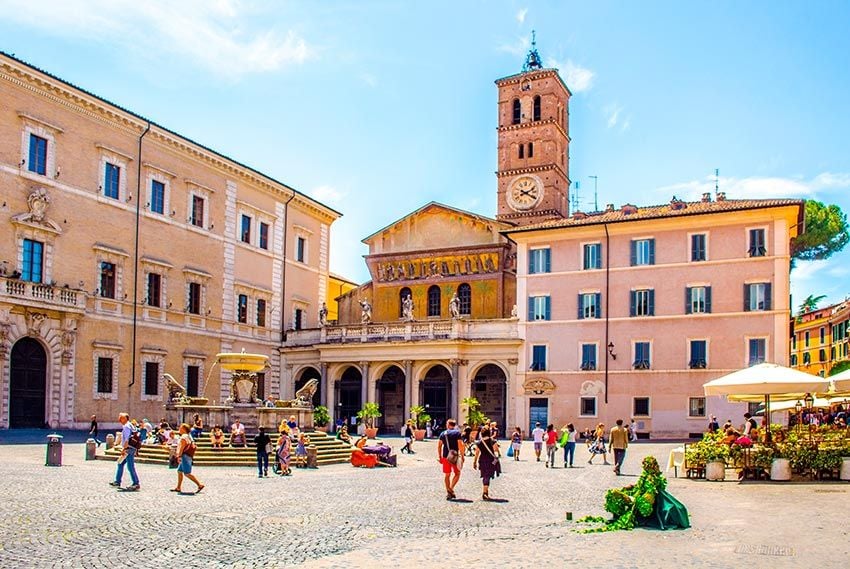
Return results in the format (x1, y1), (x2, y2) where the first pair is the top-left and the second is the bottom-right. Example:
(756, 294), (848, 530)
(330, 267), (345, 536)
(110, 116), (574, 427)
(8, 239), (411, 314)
(163, 349), (316, 432)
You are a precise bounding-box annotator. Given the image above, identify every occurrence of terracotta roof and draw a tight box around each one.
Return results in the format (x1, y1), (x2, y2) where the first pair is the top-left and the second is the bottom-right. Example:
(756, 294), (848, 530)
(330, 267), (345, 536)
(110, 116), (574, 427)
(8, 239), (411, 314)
(361, 201), (508, 244)
(503, 198), (805, 234)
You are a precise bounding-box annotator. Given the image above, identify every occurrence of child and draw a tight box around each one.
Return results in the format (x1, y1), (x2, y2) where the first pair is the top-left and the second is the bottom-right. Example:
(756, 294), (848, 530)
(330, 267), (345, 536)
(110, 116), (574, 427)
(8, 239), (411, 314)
(295, 433), (308, 468)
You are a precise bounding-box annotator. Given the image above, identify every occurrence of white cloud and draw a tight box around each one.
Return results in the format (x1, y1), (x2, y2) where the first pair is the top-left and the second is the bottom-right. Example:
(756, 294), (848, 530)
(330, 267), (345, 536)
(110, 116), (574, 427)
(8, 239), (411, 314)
(652, 172), (850, 201)
(546, 57), (594, 93)
(605, 103), (623, 128)
(0, 0), (309, 76)
(516, 8), (528, 24)
(309, 185), (347, 205)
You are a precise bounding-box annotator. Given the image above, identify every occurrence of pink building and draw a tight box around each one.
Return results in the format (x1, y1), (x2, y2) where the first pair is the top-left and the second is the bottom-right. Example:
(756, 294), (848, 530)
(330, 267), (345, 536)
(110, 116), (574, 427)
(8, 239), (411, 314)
(506, 197), (804, 438)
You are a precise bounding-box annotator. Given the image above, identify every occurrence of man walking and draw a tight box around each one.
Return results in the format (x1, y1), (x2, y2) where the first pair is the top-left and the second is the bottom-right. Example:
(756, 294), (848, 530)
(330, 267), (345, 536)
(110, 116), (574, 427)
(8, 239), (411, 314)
(89, 415), (101, 446)
(255, 427), (271, 478)
(544, 424), (557, 468)
(110, 412), (140, 491)
(437, 419), (464, 500)
(531, 422), (545, 462)
(609, 419), (629, 475)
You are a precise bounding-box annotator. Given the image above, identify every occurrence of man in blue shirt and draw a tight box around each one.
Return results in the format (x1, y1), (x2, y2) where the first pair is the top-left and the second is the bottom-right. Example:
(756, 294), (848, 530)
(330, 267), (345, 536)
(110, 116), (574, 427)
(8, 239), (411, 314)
(110, 412), (140, 491)
(437, 419), (465, 500)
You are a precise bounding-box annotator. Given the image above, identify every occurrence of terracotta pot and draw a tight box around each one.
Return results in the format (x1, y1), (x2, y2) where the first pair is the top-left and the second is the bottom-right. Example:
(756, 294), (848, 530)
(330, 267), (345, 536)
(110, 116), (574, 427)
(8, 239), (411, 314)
(314, 425), (329, 433)
(414, 429), (426, 441)
(706, 460), (726, 481)
(771, 458), (792, 481)
(365, 427), (379, 439)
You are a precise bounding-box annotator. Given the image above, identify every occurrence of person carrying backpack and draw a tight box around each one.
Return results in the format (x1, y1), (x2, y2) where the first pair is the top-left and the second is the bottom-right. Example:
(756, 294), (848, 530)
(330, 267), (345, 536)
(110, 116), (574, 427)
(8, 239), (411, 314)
(171, 423), (204, 494)
(110, 412), (141, 491)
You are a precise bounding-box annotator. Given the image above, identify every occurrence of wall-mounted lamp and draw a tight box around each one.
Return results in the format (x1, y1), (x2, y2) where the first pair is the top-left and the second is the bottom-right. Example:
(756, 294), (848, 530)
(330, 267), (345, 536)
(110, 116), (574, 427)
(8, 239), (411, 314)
(19, 159), (25, 167)
(207, 308), (212, 315)
(170, 210), (176, 217)
(607, 342), (617, 360)
(78, 280), (85, 289)
(91, 288), (100, 296)
(54, 166), (61, 179)
(127, 194), (133, 202)
(168, 300), (173, 308)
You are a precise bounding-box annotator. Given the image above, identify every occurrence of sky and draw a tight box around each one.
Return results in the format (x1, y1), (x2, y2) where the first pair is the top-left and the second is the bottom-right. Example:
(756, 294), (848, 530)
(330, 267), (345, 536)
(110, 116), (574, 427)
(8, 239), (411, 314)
(2, 0), (849, 311)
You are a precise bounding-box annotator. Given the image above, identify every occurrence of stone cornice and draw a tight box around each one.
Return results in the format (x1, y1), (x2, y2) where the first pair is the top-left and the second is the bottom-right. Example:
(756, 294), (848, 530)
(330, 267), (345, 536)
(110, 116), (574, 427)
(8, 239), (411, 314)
(497, 117), (570, 140)
(496, 163), (569, 180)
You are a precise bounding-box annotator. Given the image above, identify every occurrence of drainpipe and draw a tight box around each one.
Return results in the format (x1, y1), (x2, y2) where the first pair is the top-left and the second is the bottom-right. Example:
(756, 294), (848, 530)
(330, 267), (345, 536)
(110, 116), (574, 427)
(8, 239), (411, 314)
(279, 193), (296, 343)
(129, 122), (151, 415)
(604, 223), (610, 405)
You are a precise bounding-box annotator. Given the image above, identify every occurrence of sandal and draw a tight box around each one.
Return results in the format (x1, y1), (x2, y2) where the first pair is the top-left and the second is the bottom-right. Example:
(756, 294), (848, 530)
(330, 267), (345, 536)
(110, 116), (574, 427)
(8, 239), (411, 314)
(170, 488), (181, 492)
(195, 485), (204, 494)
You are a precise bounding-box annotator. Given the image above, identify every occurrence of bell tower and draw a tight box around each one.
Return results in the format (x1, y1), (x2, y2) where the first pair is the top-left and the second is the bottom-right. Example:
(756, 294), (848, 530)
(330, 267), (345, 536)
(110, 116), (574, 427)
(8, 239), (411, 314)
(495, 34), (571, 225)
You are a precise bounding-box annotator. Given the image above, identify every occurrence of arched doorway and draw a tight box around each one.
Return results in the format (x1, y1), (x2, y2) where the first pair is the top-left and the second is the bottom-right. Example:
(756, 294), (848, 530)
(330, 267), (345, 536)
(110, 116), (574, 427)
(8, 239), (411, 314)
(9, 338), (48, 428)
(336, 366), (362, 428)
(420, 364), (451, 430)
(294, 366), (321, 407)
(472, 364), (507, 431)
(377, 365), (405, 434)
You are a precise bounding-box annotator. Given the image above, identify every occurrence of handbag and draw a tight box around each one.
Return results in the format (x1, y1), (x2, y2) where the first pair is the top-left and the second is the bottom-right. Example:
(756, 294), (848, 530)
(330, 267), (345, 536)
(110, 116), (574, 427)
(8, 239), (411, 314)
(506, 445), (514, 457)
(446, 449), (459, 464)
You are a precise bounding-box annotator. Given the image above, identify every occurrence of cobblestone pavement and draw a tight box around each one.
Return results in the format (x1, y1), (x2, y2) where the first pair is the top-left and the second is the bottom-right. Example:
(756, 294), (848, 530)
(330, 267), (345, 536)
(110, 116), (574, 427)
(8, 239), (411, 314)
(0, 439), (847, 568)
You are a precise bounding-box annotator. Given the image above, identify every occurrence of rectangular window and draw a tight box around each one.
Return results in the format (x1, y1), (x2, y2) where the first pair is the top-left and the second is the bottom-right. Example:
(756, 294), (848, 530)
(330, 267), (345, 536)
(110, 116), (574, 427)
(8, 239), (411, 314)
(688, 397), (706, 418)
(190, 195), (205, 228)
(531, 345), (547, 371)
(99, 262), (116, 299)
(820, 327), (825, 345)
(257, 298), (267, 327)
(186, 365), (200, 397)
(21, 239), (44, 283)
(144, 361), (159, 396)
(104, 163), (121, 199)
(187, 282), (201, 314)
(689, 340), (707, 369)
(146, 273), (161, 307)
(691, 234), (707, 262)
(296, 236), (306, 262)
(578, 293), (601, 319)
(803, 352), (811, 365)
(634, 341), (651, 369)
(748, 338), (766, 366)
(630, 238), (655, 266)
(582, 243), (601, 270)
(259, 222), (269, 250)
(630, 289), (655, 317)
(241, 214), (252, 243)
(685, 286), (711, 314)
(633, 397), (650, 417)
(150, 180), (165, 214)
(744, 283), (771, 311)
(748, 228), (766, 257)
(791, 335), (796, 350)
(819, 348), (826, 362)
(580, 344), (597, 370)
(237, 294), (248, 323)
(529, 248), (551, 274)
(28, 133), (47, 175)
(528, 295), (551, 321)
(804, 331), (810, 347)
(791, 354), (798, 366)
(96, 357), (113, 394)
(294, 308), (304, 330)
(580, 396), (597, 417)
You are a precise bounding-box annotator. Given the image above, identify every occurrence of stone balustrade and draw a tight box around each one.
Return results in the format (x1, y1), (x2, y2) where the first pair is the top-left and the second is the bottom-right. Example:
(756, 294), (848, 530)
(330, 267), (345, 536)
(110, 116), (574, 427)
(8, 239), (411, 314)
(1, 276), (85, 312)
(285, 318), (518, 346)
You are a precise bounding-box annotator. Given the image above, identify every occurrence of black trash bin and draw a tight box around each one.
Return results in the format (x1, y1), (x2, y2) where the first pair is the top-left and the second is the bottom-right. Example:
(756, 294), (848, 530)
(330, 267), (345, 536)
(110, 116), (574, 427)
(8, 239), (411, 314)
(46, 434), (63, 467)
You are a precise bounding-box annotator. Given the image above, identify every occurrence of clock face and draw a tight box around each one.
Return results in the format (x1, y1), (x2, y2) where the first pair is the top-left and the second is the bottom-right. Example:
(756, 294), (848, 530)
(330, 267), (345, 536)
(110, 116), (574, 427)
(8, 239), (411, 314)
(507, 176), (543, 211)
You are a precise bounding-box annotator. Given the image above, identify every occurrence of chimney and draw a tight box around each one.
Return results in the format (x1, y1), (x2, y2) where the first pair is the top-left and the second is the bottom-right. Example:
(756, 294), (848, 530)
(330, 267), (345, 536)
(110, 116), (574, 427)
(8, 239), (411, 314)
(701, 192), (712, 203)
(716, 191), (727, 202)
(606, 203), (615, 212)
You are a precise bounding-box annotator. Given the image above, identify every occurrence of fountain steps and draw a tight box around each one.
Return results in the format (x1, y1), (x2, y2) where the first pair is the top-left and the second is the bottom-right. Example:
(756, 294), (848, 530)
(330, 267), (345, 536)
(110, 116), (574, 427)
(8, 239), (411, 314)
(98, 431), (353, 466)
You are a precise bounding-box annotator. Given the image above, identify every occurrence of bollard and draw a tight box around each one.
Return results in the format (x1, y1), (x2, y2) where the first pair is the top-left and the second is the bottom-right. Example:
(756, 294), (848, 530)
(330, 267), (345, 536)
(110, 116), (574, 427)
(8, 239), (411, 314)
(85, 438), (97, 461)
(306, 445), (318, 469)
(46, 434), (63, 467)
(105, 433), (115, 450)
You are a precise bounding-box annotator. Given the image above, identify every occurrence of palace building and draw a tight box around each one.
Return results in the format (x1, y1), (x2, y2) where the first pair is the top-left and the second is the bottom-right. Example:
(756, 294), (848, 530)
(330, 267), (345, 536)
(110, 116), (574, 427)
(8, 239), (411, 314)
(0, 52), (339, 429)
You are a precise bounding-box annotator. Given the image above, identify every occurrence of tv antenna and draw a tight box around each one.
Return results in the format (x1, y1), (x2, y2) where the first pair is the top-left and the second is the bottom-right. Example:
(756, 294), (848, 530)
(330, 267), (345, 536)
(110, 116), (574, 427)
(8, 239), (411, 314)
(714, 168), (719, 196)
(588, 176), (598, 211)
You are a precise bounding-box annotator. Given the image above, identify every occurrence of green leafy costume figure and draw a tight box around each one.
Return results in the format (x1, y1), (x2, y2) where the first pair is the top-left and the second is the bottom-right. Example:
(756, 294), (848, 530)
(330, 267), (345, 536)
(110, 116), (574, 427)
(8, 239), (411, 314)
(579, 456), (690, 532)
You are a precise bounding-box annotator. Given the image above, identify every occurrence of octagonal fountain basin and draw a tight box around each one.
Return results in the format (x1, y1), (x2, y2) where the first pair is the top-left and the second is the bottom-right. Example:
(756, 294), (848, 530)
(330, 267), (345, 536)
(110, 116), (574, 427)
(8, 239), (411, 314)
(215, 352), (269, 373)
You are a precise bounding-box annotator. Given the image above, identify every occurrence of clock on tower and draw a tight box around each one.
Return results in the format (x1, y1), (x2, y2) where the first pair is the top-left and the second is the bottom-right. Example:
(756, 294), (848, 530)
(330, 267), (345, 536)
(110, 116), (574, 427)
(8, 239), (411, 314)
(495, 35), (571, 225)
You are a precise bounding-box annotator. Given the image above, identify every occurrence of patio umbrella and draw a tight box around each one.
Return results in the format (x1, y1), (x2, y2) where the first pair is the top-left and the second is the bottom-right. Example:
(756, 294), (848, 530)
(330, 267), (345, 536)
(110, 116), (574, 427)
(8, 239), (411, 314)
(830, 369), (850, 393)
(703, 363), (832, 435)
(755, 397), (831, 413)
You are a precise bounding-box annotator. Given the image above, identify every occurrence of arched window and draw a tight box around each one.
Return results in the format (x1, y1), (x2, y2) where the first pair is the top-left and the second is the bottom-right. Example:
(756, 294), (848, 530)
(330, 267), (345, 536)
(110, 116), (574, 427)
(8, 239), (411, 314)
(518, 144), (524, 159)
(512, 99), (521, 125)
(399, 287), (411, 318)
(528, 142), (534, 158)
(427, 285), (441, 317)
(458, 283), (471, 316)
(533, 95), (541, 121)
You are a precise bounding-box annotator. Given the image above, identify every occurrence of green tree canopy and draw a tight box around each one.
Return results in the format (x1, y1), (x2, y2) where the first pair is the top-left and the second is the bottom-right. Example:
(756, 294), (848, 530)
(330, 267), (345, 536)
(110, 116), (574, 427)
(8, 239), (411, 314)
(791, 200), (849, 263)
(798, 294), (827, 315)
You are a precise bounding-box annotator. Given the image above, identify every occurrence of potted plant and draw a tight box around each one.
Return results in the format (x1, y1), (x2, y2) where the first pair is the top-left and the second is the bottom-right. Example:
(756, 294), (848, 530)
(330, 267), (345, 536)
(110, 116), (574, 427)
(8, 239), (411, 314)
(703, 441), (729, 481)
(409, 405), (428, 441)
(313, 405), (330, 432)
(462, 397), (488, 439)
(357, 402), (382, 438)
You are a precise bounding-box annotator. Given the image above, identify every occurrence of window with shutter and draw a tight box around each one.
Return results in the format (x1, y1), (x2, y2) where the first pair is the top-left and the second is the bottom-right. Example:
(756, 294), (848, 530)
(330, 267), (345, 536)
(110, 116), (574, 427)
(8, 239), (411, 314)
(689, 340), (707, 369)
(531, 345), (547, 371)
(748, 229), (766, 257)
(580, 344), (597, 370)
(634, 342), (651, 369)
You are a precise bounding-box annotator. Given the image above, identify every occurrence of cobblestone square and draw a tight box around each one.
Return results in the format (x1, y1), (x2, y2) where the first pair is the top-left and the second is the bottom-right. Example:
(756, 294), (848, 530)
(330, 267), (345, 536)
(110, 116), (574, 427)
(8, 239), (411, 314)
(0, 440), (847, 568)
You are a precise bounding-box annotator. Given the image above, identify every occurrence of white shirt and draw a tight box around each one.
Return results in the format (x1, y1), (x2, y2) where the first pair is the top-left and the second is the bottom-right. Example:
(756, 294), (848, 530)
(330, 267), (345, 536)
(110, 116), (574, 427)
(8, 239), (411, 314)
(531, 427), (545, 443)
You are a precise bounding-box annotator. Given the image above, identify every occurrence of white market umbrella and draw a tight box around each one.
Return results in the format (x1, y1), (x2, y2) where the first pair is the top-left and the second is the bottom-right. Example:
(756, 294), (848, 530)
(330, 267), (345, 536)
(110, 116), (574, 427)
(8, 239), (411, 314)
(830, 369), (850, 393)
(756, 397), (832, 413)
(703, 363), (831, 433)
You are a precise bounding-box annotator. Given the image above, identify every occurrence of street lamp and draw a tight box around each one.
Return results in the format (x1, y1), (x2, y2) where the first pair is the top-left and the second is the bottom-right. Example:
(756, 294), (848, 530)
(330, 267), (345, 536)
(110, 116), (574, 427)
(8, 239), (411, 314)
(794, 400), (803, 433)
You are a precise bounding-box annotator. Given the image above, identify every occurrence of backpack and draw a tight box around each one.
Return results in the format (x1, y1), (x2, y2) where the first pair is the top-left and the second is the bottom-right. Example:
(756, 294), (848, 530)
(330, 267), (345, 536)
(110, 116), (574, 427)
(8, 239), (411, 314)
(127, 429), (142, 450)
(184, 440), (197, 458)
